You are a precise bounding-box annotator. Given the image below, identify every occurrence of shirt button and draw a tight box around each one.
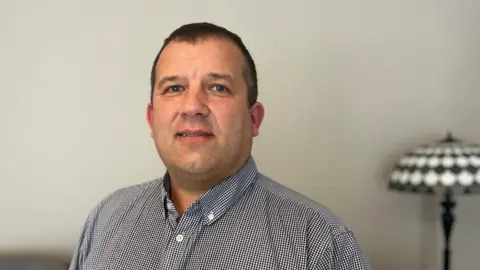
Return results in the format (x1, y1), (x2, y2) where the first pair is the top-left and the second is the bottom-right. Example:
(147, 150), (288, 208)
(166, 203), (173, 210)
(207, 213), (215, 221)
(175, 234), (184, 242)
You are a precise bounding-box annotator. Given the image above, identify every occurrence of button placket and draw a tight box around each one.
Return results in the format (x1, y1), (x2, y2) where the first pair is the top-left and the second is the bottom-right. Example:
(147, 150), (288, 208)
(161, 203), (205, 270)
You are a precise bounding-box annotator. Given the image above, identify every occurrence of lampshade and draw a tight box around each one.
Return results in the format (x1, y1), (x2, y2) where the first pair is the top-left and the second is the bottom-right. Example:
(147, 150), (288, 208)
(388, 132), (480, 195)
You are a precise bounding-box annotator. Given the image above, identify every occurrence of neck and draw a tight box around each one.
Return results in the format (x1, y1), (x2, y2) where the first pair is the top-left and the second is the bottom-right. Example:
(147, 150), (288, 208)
(168, 169), (228, 216)
(169, 182), (201, 216)
(167, 156), (250, 216)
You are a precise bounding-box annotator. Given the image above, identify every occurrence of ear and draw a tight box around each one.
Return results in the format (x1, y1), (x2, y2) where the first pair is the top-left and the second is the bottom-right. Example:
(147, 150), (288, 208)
(249, 102), (265, 137)
(146, 102), (154, 137)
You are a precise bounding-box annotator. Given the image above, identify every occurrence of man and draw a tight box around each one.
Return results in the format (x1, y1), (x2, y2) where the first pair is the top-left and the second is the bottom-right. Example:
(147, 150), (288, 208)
(69, 22), (371, 270)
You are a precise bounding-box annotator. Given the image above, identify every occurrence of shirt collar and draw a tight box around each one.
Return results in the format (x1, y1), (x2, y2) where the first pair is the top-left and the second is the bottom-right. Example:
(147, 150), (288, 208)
(159, 156), (258, 224)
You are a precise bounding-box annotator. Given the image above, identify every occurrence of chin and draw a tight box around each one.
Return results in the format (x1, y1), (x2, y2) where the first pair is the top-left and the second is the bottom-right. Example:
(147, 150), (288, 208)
(175, 155), (217, 174)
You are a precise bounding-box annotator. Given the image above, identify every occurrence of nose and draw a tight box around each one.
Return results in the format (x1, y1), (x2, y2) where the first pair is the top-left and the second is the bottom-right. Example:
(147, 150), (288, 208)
(180, 86), (210, 118)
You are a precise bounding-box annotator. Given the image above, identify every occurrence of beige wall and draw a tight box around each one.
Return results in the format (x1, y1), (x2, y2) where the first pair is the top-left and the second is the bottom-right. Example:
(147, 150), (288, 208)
(1, 1), (479, 269)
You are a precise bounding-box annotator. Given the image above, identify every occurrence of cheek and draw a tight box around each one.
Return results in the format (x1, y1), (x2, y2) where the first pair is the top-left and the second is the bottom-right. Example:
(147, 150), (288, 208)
(151, 105), (176, 132)
(212, 104), (250, 133)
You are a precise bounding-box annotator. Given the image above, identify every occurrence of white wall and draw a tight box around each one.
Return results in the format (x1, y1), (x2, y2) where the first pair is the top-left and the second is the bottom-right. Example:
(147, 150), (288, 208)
(1, 1), (479, 269)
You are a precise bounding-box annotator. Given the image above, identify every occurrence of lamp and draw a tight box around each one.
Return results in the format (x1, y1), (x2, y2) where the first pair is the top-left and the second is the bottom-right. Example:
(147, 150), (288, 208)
(388, 132), (480, 270)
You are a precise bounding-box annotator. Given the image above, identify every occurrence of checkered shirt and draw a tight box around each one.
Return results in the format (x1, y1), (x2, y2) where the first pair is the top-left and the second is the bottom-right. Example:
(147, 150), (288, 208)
(69, 156), (371, 269)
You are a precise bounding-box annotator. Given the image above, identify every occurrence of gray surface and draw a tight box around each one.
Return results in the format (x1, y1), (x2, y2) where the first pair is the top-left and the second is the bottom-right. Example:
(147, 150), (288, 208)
(0, 258), (68, 270)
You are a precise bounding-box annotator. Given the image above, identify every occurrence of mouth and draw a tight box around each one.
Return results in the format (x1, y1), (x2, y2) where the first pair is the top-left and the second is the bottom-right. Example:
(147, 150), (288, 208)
(176, 130), (214, 143)
(176, 130), (214, 137)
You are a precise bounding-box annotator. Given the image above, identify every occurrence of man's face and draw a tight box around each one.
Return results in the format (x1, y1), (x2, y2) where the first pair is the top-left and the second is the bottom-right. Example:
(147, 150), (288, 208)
(147, 37), (264, 177)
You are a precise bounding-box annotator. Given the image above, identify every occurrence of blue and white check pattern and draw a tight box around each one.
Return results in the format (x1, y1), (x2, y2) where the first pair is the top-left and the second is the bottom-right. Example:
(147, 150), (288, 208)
(69, 156), (371, 269)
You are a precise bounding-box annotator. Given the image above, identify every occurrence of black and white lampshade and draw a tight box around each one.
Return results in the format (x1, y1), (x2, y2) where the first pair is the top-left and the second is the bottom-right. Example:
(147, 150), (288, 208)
(389, 133), (480, 194)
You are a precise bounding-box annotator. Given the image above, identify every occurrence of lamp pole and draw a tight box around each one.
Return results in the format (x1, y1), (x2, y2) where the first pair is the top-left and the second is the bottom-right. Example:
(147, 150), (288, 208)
(441, 188), (455, 270)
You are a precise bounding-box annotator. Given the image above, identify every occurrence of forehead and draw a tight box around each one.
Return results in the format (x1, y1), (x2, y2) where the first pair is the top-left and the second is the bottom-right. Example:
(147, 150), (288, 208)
(156, 37), (245, 78)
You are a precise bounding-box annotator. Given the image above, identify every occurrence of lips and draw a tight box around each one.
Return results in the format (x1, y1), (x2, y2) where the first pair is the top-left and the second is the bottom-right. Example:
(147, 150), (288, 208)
(176, 130), (214, 137)
(176, 129), (214, 145)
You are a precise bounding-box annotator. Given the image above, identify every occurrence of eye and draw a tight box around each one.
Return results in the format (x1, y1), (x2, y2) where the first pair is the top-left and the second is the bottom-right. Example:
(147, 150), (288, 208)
(210, 84), (229, 93)
(166, 85), (184, 93)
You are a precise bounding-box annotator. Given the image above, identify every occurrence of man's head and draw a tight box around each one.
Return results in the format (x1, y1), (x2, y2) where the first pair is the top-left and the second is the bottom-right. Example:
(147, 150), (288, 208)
(150, 22), (259, 108)
(146, 22), (264, 182)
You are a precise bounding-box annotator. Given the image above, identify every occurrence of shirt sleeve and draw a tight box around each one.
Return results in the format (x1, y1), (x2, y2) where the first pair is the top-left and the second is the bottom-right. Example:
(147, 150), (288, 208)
(315, 230), (371, 270)
(68, 208), (97, 270)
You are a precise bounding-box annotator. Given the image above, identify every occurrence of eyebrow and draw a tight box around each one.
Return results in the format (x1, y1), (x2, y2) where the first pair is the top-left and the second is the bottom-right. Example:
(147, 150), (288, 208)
(156, 75), (184, 90)
(155, 72), (235, 90)
(205, 72), (234, 84)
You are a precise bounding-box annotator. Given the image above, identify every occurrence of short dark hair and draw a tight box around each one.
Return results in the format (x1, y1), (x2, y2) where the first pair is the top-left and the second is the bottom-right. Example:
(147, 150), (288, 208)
(149, 22), (258, 107)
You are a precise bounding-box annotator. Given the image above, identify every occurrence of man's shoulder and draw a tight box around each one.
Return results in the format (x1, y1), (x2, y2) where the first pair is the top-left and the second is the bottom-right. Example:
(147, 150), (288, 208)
(254, 173), (351, 235)
(253, 173), (371, 268)
(88, 178), (163, 219)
